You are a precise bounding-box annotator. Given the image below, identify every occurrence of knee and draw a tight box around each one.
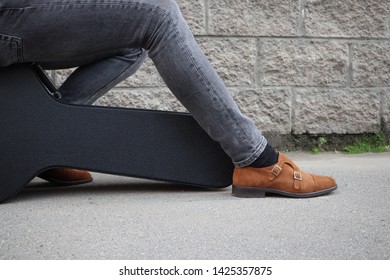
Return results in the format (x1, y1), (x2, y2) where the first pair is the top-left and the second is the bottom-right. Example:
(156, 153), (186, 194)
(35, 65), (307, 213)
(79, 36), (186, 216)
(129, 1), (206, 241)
(139, 0), (187, 52)
(157, 0), (181, 14)
(148, 0), (182, 21)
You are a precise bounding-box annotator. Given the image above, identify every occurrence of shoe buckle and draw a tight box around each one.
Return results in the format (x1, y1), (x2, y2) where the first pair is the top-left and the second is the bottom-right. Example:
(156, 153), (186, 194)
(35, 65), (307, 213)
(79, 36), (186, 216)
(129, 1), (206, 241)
(271, 164), (282, 177)
(293, 171), (302, 181)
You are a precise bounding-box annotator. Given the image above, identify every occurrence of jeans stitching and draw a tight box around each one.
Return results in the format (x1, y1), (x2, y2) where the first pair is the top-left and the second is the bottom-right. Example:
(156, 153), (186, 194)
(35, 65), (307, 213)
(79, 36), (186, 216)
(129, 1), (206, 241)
(0, 34), (23, 64)
(234, 140), (267, 167)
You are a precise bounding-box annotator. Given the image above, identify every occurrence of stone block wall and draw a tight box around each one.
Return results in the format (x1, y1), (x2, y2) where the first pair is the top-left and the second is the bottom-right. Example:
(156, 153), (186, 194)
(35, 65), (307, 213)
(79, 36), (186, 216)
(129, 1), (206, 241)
(54, 0), (390, 138)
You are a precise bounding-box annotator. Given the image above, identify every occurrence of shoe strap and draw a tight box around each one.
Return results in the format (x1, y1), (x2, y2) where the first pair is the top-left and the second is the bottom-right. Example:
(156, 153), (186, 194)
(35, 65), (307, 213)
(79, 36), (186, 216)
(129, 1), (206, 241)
(270, 157), (302, 190)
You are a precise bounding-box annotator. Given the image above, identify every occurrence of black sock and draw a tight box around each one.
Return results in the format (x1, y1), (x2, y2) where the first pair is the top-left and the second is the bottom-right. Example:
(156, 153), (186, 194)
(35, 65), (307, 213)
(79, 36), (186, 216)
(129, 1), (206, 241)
(249, 144), (279, 168)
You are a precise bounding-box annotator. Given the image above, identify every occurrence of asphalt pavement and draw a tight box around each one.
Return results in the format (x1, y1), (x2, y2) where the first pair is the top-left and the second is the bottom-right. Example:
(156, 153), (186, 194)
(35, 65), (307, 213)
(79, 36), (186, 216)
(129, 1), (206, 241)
(1, 152), (389, 260)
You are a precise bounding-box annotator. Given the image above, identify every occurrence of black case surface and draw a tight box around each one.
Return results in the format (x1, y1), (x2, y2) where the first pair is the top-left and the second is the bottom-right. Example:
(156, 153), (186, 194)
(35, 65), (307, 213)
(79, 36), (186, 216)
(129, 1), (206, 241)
(0, 64), (233, 202)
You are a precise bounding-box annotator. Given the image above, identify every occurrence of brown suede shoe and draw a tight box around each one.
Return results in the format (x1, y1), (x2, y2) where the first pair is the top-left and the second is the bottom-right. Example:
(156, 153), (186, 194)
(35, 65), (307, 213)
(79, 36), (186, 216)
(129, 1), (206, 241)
(232, 153), (337, 198)
(38, 168), (93, 186)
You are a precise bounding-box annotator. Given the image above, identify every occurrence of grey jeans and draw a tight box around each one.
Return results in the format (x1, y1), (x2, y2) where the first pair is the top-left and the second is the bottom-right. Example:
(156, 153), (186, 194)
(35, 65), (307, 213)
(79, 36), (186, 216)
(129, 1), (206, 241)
(0, 0), (267, 167)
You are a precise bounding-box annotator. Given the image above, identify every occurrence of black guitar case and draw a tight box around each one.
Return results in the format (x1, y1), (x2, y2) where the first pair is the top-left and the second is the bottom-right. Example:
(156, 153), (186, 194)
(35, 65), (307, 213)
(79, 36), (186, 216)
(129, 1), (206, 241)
(0, 64), (234, 202)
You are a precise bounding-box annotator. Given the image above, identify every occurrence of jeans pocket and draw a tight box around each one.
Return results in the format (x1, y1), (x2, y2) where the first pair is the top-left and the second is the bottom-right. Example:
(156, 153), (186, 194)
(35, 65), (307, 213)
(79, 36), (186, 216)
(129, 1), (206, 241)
(0, 34), (23, 67)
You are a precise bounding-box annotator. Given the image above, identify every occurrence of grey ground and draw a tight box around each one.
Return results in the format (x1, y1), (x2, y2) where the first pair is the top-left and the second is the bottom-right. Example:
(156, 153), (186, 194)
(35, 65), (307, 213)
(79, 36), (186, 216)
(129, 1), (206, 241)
(1, 152), (389, 260)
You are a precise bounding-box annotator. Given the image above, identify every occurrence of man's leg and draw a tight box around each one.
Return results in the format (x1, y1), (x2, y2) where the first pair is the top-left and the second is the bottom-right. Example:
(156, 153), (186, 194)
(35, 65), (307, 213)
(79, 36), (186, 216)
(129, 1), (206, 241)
(58, 48), (148, 105)
(1, 0), (336, 197)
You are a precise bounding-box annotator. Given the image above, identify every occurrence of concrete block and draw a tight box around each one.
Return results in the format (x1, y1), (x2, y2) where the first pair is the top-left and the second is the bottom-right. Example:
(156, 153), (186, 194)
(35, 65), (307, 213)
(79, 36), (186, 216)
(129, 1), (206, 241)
(54, 58), (164, 89)
(117, 58), (164, 88)
(293, 88), (381, 134)
(197, 38), (257, 86)
(352, 42), (390, 87)
(231, 88), (292, 134)
(54, 68), (75, 87)
(208, 0), (299, 36)
(382, 89), (390, 135)
(94, 88), (186, 112)
(259, 40), (348, 86)
(176, 0), (206, 35)
(305, 0), (388, 38)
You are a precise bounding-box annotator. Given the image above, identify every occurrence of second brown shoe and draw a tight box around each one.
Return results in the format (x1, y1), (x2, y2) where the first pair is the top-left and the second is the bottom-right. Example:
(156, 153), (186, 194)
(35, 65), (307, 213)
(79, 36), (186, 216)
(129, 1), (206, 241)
(232, 153), (337, 198)
(38, 168), (93, 186)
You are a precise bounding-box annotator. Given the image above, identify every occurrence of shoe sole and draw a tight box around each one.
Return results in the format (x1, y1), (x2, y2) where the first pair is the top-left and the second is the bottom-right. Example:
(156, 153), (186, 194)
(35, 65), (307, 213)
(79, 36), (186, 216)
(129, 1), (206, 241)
(232, 185), (337, 198)
(38, 178), (93, 187)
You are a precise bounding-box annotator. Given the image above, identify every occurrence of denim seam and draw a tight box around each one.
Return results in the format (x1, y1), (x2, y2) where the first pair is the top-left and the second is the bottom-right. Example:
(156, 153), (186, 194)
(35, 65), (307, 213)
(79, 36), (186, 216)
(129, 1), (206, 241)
(14, 37), (23, 62)
(0, 35), (23, 62)
(233, 137), (268, 167)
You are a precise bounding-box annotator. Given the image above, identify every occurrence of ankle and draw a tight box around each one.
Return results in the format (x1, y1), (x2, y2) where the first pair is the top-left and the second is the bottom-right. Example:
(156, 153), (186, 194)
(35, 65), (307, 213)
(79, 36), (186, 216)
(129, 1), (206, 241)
(248, 144), (279, 168)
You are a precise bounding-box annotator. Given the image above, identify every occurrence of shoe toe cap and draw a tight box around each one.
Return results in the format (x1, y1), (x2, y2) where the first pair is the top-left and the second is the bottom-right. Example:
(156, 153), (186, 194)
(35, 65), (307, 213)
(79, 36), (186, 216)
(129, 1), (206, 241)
(312, 174), (337, 191)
